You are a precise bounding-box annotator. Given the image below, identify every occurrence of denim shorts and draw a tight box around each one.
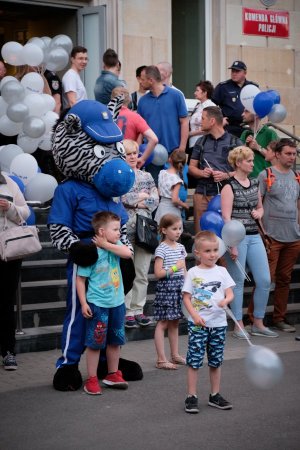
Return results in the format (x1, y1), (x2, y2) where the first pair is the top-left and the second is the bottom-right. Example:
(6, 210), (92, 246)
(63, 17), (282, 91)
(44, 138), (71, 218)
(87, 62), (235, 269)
(186, 323), (227, 369)
(85, 303), (126, 350)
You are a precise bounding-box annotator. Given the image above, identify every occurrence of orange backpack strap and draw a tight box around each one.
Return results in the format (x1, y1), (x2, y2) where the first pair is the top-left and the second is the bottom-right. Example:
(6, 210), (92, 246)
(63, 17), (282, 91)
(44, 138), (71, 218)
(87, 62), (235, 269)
(294, 171), (300, 185)
(264, 167), (276, 192)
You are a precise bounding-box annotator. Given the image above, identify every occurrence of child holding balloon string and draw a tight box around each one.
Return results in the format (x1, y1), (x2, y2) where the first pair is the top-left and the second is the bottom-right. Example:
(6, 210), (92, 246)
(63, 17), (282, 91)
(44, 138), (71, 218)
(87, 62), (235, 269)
(182, 230), (235, 413)
(153, 213), (187, 370)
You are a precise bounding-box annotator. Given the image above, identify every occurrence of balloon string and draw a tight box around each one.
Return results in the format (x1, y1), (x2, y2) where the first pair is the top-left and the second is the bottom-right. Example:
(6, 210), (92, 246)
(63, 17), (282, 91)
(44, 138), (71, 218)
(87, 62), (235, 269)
(225, 246), (252, 282)
(203, 158), (221, 194)
(235, 258), (252, 282)
(224, 306), (254, 346)
(209, 297), (253, 347)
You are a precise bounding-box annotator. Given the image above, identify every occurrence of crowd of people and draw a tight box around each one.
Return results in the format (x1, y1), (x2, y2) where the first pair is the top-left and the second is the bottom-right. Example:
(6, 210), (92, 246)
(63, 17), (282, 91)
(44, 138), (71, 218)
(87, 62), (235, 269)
(1, 47), (299, 414)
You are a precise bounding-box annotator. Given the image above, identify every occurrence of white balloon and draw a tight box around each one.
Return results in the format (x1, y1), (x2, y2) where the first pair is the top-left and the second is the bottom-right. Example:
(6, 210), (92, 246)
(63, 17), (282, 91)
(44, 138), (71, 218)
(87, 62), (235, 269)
(152, 144), (169, 166)
(17, 132), (40, 154)
(217, 236), (227, 258)
(50, 34), (73, 54)
(23, 93), (45, 116)
(240, 85), (261, 114)
(0, 115), (23, 136)
(245, 345), (284, 389)
(23, 116), (46, 138)
(1, 80), (25, 104)
(0, 144), (24, 172)
(41, 36), (52, 48)
(21, 72), (44, 94)
(0, 97), (8, 117)
(268, 104), (287, 124)
(38, 132), (53, 151)
(43, 111), (59, 133)
(27, 37), (47, 52)
(6, 102), (29, 123)
(45, 47), (69, 71)
(41, 94), (56, 113)
(0, 75), (17, 90)
(221, 220), (246, 247)
(22, 43), (44, 67)
(1, 41), (24, 66)
(24, 173), (58, 203)
(10, 153), (38, 185)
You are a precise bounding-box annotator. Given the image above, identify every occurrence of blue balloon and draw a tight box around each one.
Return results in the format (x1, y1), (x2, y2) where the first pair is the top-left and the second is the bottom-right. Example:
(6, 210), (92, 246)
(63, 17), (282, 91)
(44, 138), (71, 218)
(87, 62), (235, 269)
(266, 89), (280, 105)
(207, 194), (221, 215)
(26, 207), (36, 225)
(200, 211), (224, 237)
(253, 92), (274, 118)
(139, 143), (154, 166)
(9, 175), (25, 193)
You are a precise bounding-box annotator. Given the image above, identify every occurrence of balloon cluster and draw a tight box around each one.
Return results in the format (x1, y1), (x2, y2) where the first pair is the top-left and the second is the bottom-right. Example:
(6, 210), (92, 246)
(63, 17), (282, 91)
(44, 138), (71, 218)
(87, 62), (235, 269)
(1, 35), (72, 70)
(0, 35), (71, 203)
(240, 85), (287, 123)
(0, 144), (58, 203)
(200, 195), (246, 257)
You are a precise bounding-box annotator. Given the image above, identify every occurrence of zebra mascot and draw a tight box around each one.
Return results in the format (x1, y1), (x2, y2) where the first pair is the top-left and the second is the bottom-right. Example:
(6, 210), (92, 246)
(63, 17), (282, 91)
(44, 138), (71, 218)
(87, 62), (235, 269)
(48, 98), (142, 391)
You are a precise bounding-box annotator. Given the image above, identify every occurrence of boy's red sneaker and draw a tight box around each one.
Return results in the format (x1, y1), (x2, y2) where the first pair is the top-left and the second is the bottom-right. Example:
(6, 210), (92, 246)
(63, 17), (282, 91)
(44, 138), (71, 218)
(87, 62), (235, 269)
(84, 376), (102, 395)
(102, 370), (128, 389)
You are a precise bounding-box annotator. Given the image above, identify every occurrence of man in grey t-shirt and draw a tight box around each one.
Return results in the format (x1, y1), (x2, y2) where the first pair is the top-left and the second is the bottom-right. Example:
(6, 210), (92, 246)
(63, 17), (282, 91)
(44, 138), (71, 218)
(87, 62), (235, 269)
(256, 139), (300, 333)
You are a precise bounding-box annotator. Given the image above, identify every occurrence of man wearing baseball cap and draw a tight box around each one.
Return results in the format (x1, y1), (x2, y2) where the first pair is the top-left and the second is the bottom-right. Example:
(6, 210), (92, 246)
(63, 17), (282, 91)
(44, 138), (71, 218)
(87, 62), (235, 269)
(212, 60), (258, 137)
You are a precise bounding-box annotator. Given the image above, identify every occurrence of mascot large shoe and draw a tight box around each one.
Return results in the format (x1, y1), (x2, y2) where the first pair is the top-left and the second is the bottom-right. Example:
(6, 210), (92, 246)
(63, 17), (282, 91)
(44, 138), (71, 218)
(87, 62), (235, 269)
(48, 98), (143, 391)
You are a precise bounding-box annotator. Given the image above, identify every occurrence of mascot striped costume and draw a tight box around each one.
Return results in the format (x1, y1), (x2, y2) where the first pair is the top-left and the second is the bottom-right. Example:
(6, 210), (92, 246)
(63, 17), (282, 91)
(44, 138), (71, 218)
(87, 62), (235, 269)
(48, 98), (143, 391)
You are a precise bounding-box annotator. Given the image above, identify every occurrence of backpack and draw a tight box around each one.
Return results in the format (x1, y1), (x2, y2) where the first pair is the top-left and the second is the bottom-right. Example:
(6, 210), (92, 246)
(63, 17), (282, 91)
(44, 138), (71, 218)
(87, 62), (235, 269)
(264, 167), (300, 192)
(187, 134), (239, 189)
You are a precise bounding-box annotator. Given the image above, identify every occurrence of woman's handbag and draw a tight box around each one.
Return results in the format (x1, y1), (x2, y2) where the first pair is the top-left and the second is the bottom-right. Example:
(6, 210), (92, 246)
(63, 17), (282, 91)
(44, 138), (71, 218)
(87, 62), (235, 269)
(135, 214), (158, 253)
(0, 214), (42, 261)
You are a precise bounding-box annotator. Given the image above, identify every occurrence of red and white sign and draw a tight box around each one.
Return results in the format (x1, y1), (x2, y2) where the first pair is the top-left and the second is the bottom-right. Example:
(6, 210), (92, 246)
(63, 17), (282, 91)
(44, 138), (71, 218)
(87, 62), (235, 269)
(243, 8), (289, 38)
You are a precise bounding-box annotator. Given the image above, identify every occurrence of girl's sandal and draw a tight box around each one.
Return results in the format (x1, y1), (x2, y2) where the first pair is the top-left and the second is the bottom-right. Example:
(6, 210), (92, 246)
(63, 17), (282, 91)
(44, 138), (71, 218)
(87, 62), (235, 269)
(156, 361), (178, 370)
(171, 355), (186, 365)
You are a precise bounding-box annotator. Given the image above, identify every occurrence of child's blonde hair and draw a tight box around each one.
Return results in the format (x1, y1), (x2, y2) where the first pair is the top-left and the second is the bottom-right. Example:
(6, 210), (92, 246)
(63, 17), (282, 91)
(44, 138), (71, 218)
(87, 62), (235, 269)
(228, 146), (254, 168)
(123, 139), (139, 154)
(159, 214), (182, 241)
(194, 230), (218, 251)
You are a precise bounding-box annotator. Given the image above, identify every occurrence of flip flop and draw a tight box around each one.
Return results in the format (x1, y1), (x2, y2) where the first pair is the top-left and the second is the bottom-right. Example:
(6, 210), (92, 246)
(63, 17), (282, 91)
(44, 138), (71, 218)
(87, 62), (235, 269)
(156, 361), (178, 370)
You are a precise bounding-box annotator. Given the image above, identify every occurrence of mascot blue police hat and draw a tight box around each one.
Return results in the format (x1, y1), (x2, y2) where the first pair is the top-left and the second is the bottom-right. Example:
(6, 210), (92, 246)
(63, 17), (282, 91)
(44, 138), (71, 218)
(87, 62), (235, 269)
(69, 100), (123, 144)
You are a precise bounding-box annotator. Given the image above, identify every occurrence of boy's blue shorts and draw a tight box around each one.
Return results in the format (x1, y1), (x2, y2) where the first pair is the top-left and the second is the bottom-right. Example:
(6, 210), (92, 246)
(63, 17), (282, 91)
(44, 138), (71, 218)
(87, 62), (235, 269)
(186, 323), (227, 369)
(85, 303), (126, 350)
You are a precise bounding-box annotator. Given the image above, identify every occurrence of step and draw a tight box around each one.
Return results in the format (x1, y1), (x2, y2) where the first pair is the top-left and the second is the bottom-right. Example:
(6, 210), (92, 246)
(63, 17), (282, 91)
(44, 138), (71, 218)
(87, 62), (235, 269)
(17, 281), (300, 332)
(15, 303), (300, 354)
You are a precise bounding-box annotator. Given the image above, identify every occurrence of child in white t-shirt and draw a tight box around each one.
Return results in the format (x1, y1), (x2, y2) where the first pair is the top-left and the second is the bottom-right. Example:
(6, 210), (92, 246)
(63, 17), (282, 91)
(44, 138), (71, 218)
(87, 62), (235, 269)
(182, 231), (235, 414)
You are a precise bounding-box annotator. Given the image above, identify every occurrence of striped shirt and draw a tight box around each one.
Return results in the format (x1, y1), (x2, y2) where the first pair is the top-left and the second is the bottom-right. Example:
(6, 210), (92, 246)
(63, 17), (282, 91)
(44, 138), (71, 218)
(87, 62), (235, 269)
(228, 178), (259, 234)
(155, 242), (187, 275)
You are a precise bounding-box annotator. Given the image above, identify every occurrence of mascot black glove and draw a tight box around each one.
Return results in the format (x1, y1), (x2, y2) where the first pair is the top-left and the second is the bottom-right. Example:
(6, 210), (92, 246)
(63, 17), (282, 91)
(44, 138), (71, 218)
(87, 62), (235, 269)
(69, 241), (98, 267)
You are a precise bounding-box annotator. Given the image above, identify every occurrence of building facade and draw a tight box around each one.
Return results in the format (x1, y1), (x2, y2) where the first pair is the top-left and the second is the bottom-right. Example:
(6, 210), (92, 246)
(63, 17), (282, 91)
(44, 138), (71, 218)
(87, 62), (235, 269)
(0, 0), (299, 138)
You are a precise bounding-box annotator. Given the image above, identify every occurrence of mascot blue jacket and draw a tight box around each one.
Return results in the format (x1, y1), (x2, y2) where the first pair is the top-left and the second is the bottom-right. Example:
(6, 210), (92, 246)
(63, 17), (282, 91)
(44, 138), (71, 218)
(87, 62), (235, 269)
(48, 97), (143, 391)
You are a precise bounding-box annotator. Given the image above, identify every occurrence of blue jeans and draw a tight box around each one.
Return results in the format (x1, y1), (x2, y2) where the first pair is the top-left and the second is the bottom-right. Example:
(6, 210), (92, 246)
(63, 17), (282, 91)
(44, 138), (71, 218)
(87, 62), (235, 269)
(225, 234), (270, 321)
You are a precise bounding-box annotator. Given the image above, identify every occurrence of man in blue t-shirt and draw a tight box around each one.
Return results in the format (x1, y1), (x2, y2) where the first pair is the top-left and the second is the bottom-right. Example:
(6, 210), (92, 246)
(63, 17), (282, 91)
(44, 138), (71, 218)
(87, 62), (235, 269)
(137, 65), (188, 184)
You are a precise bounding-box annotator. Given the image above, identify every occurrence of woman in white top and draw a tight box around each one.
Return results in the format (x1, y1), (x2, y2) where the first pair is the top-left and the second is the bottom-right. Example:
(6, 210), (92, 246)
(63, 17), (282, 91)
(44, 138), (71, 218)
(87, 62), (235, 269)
(188, 80), (216, 150)
(0, 172), (30, 370)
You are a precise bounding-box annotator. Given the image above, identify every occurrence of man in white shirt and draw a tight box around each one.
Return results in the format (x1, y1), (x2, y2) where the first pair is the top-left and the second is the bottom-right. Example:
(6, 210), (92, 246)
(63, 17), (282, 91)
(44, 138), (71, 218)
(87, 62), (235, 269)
(62, 46), (88, 108)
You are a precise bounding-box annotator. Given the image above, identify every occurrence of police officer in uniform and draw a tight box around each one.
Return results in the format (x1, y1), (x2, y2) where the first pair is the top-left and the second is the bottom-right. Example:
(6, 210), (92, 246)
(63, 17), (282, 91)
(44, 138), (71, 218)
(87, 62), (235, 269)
(212, 61), (258, 137)
(44, 69), (63, 114)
